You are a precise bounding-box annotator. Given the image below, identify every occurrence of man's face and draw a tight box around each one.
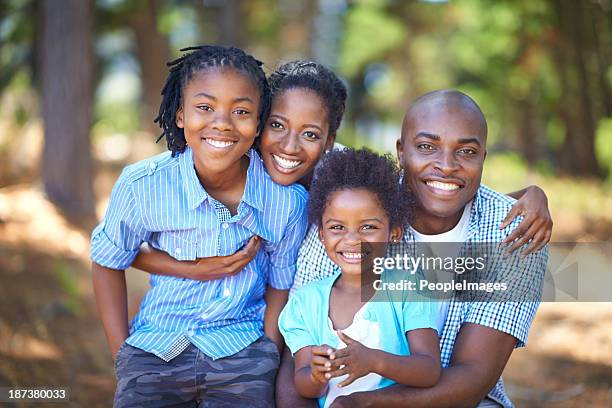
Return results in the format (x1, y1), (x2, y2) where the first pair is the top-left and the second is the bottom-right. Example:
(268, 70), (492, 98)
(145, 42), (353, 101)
(397, 105), (486, 225)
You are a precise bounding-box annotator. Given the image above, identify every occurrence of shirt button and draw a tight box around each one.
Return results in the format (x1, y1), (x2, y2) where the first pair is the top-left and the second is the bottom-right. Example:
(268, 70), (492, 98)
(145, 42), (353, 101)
(148, 161), (157, 175)
(175, 247), (182, 255)
(222, 222), (230, 229)
(223, 287), (231, 297)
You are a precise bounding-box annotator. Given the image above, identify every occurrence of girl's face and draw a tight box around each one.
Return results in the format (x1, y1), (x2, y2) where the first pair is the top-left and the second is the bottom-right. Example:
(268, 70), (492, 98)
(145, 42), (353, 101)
(260, 88), (335, 186)
(319, 188), (403, 276)
(176, 67), (260, 175)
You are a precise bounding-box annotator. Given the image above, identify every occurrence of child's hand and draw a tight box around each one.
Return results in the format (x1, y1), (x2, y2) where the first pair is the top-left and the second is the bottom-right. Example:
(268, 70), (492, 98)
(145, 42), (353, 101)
(327, 332), (377, 387)
(310, 344), (335, 384)
(191, 235), (261, 280)
(501, 185), (552, 256)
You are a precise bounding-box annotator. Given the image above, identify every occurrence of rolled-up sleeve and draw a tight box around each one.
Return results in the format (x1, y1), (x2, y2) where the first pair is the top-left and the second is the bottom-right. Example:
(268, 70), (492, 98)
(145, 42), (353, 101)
(90, 170), (150, 270)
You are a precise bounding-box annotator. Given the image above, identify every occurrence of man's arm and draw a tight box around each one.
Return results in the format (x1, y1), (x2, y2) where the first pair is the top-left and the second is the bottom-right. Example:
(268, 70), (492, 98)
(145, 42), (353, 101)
(333, 323), (516, 408)
(92, 262), (129, 360)
(276, 348), (317, 408)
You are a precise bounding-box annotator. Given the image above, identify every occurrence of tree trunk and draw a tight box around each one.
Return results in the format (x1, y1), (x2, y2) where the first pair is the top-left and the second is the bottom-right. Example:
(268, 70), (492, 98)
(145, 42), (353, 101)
(41, 0), (96, 228)
(552, 0), (602, 177)
(218, 0), (245, 48)
(130, 0), (170, 133)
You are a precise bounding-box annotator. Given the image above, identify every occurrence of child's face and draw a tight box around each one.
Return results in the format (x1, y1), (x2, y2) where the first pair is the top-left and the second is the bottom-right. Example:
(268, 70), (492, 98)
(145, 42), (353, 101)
(319, 188), (402, 276)
(260, 88), (333, 186)
(176, 67), (261, 174)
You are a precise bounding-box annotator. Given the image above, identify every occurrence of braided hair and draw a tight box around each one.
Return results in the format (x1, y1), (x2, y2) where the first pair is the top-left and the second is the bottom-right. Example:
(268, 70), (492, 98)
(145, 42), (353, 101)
(155, 45), (270, 156)
(268, 61), (347, 136)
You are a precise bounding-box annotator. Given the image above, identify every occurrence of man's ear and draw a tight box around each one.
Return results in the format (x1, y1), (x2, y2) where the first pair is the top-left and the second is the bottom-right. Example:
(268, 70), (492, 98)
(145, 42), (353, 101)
(396, 138), (405, 168)
(483, 148), (487, 161)
(176, 106), (184, 129)
(390, 225), (403, 243)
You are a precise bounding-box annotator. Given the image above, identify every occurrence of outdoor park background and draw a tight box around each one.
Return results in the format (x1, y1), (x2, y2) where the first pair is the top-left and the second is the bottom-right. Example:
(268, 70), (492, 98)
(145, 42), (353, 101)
(0, 0), (611, 406)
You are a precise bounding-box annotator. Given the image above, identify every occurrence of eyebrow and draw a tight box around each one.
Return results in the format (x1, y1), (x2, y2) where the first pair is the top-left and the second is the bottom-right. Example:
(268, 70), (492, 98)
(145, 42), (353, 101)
(415, 132), (440, 140)
(269, 114), (324, 132)
(193, 93), (255, 104)
(458, 137), (482, 147)
(416, 132), (482, 147)
(324, 217), (384, 224)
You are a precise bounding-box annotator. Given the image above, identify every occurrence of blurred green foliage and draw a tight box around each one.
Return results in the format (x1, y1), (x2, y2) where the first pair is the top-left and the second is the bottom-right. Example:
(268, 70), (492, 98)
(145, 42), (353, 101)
(0, 0), (610, 180)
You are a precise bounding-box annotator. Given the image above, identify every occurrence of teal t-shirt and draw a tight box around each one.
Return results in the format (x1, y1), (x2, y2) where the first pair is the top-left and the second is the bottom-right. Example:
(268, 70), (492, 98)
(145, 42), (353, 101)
(279, 272), (446, 407)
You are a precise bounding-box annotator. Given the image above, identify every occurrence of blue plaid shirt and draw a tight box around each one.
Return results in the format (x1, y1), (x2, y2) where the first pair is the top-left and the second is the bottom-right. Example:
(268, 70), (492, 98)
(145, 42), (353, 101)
(293, 185), (547, 408)
(91, 147), (308, 361)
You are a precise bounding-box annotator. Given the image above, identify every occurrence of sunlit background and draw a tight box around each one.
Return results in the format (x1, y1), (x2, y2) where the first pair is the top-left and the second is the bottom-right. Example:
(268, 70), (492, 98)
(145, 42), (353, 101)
(0, 0), (611, 406)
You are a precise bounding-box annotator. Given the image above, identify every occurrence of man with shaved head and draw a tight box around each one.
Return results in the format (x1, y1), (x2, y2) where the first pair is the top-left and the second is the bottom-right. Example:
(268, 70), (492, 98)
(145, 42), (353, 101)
(281, 90), (548, 408)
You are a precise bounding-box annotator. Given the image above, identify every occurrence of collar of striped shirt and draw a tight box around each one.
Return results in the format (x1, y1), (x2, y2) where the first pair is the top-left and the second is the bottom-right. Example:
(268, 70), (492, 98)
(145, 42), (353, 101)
(179, 146), (265, 211)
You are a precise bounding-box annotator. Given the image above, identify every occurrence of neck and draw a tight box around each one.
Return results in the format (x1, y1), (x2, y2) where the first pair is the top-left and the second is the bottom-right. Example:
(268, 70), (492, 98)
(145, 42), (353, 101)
(336, 270), (376, 299)
(298, 172), (313, 190)
(411, 205), (464, 235)
(195, 155), (249, 192)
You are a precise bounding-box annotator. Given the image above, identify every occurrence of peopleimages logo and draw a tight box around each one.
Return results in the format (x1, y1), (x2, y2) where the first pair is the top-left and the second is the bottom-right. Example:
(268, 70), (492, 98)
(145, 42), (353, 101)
(372, 253), (488, 275)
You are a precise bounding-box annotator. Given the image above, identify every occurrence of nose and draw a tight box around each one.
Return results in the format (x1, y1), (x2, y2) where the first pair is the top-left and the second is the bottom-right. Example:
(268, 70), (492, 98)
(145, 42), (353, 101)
(279, 131), (300, 154)
(211, 110), (233, 132)
(344, 230), (361, 246)
(434, 149), (460, 175)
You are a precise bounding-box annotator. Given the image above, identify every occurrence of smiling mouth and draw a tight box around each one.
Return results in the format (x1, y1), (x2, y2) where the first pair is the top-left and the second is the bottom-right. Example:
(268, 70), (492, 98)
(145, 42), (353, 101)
(204, 138), (236, 149)
(272, 154), (302, 170)
(425, 180), (462, 191)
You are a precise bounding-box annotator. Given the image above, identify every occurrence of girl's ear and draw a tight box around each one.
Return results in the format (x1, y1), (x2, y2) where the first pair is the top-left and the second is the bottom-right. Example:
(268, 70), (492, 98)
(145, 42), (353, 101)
(390, 225), (403, 243)
(318, 226), (325, 243)
(176, 106), (184, 129)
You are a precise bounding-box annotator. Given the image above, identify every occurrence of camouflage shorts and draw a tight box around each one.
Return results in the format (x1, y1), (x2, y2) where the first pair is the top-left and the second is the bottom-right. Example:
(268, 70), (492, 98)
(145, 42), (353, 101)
(113, 336), (280, 408)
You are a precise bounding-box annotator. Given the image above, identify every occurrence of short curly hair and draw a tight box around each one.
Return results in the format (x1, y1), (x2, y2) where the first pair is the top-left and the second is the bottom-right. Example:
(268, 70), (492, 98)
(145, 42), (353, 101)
(308, 148), (413, 228)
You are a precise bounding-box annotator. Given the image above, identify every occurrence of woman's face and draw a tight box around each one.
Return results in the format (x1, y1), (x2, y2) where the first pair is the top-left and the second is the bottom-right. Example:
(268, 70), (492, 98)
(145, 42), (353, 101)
(260, 88), (334, 186)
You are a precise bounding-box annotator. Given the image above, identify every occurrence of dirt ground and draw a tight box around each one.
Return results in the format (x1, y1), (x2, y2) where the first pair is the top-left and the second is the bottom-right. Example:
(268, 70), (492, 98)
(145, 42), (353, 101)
(0, 184), (611, 407)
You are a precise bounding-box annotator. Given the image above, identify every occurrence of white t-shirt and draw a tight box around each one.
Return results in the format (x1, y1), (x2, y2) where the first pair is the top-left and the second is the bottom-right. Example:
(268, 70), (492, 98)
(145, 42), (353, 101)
(410, 200), (473, 244)
(324, 304), (382, 408)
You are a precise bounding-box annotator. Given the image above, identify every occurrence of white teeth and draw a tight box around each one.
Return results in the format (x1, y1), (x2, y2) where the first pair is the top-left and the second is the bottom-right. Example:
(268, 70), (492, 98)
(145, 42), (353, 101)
(272, 154), (301, 169)
(206, 139), (235, 148)
(342, 252), (363, 259)
(426, 181), (460, 191)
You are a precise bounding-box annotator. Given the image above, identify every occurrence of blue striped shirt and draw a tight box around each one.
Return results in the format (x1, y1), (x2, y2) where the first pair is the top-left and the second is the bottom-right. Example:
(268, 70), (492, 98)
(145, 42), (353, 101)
(90, 147), (308, 361)
(293, 185), (547, 408)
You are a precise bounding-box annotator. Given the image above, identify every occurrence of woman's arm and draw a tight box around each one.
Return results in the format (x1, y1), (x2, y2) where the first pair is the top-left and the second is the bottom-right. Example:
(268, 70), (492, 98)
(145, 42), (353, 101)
(502, 185), (552, 255)
(294, 345), (335, 399)
(131, 236), (261, 281)
(327, 330), (441, 388)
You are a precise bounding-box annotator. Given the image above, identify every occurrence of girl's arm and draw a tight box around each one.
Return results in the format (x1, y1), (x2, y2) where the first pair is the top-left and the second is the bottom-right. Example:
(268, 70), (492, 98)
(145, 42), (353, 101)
(502, 185), (552, 255)
(92, 262), (129, 360)
(265, 286), (289, 352)
(294, 345), (335, 399)
(131, 236), (261, 281)
(327, 330), (441, 388)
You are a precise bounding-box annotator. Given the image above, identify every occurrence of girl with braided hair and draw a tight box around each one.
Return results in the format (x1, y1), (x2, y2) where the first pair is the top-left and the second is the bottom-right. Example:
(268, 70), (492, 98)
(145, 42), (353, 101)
(91, 45), (309, 407)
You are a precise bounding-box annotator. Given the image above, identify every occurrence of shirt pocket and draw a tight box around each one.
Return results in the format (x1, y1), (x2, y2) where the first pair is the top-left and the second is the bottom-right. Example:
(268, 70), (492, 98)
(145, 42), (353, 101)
(156, 230), (198, 260)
